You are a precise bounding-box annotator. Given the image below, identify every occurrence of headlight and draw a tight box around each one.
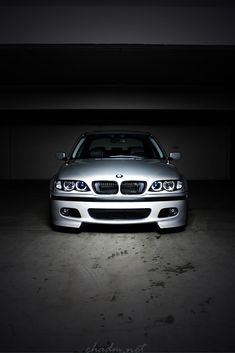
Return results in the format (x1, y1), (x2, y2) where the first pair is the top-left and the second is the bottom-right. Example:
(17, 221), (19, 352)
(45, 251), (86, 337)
(55, 180), (62, 190)
(149, 180), (183, 192)
(55, 180), (90, 192)
(176, 180), (183, 189)
(163, 180), (175, 191)
(76, 180), (89, 191)
(63, 181), (76, 191)
(150, 181), (162, 191)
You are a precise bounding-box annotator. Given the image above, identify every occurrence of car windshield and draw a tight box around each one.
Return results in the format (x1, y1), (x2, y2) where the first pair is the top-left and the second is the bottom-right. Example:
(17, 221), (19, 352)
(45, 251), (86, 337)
(71, 133), (165, 160)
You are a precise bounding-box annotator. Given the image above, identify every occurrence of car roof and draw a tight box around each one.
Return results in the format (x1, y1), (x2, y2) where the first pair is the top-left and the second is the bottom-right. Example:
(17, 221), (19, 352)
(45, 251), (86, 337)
(84, 131), (151, 136)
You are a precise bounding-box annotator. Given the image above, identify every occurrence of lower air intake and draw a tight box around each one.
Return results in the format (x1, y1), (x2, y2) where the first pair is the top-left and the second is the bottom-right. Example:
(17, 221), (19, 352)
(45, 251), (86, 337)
(88, 208), (151, 220)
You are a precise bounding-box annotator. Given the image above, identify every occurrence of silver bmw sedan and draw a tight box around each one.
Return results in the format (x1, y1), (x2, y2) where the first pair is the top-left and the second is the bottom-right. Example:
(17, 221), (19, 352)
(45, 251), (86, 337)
(50, 131), (188, 231)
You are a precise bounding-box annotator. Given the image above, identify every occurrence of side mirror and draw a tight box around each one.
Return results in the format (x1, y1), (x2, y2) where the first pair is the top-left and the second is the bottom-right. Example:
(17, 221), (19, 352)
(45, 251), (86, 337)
(169, 152), (181, 160)
(56, 152), (67, 160)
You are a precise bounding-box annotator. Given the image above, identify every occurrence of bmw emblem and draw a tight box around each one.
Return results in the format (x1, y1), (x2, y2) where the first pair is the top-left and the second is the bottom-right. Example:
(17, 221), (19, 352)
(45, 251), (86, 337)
(116, 174), (123, 178)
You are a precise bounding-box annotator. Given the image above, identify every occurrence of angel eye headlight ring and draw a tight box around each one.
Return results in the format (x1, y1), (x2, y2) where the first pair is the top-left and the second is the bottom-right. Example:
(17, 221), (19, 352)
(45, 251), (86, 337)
(76, 180), (89, 191)
(163, 180), (175, 191)
(63, 181), (76, 191)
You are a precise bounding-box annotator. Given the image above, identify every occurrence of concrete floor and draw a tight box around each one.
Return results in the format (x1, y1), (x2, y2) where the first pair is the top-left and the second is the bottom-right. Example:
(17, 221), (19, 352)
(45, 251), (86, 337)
(0, 181), (235, 352)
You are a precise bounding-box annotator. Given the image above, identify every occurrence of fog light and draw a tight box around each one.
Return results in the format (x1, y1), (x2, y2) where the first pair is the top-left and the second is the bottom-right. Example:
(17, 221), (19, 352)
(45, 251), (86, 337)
(60, 208), (81, 218)
(61, 208), (70, 216)
(169, 208), (178, 216)
(158, 207), (178, 218)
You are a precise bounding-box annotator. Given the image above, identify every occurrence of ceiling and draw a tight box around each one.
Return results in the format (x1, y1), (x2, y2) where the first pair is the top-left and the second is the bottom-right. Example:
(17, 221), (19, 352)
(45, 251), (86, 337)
(0, 0), (234, 6)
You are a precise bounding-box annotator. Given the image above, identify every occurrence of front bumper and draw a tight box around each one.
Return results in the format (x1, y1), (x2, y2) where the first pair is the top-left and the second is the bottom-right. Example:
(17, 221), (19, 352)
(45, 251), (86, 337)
(50, 195), (187, 229)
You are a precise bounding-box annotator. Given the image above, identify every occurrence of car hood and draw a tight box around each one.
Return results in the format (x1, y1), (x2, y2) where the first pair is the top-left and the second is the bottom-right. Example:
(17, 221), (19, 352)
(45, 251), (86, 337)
(57, 159), (180, 181)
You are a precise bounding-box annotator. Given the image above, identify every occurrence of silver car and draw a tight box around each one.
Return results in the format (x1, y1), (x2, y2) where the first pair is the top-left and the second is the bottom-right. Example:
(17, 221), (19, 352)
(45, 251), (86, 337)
(50, 131), (188, 231)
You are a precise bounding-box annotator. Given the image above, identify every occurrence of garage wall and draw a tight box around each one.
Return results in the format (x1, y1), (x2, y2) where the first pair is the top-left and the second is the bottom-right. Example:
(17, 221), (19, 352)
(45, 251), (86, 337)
(1, 6), (234, 45)
(0, 124), (230, 180)
(0, 127), (11, 179)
